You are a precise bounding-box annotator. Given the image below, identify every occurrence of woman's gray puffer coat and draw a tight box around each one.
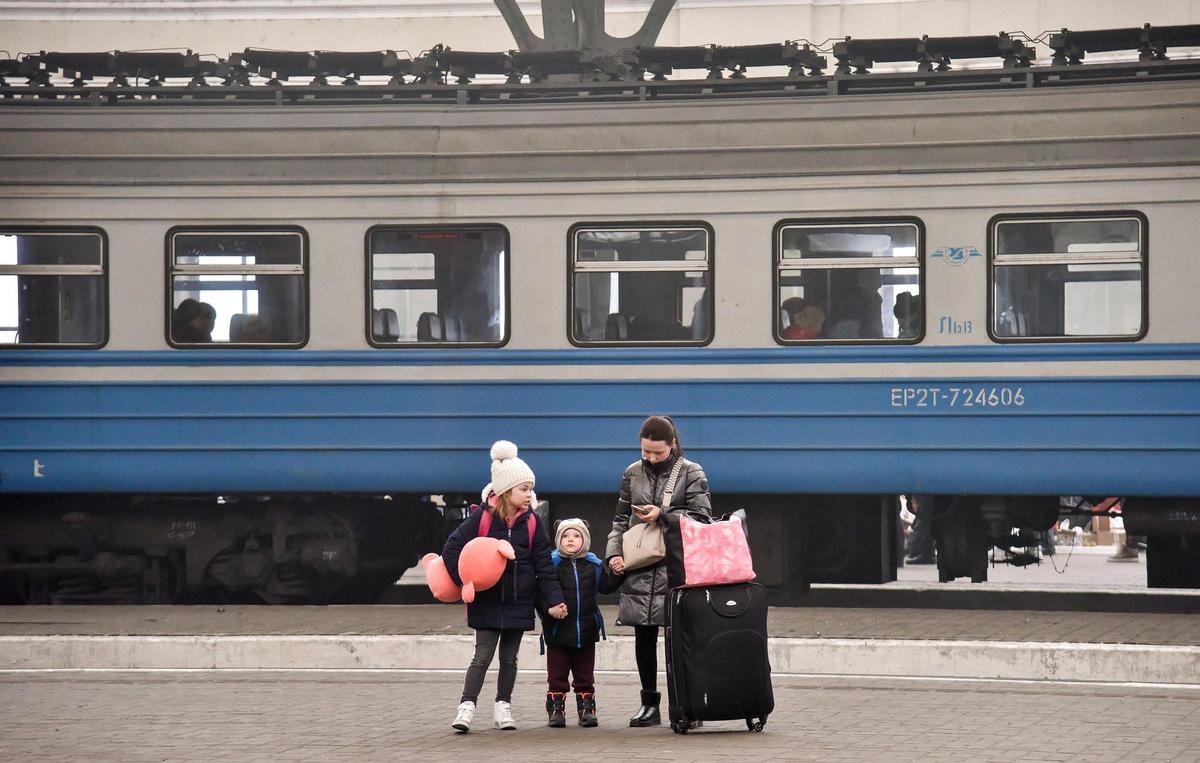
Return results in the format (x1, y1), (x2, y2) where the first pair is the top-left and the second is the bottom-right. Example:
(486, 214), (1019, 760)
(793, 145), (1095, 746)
(605, 454), (712, 626)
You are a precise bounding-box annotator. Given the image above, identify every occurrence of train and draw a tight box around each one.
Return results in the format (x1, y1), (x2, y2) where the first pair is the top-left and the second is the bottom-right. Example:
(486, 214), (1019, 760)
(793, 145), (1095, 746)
(2, 28), (1199, 603)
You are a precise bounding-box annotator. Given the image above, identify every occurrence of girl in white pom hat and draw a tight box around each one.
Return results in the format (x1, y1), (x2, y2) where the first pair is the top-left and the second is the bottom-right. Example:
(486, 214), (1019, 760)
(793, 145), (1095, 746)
(441, 440), (567, 733)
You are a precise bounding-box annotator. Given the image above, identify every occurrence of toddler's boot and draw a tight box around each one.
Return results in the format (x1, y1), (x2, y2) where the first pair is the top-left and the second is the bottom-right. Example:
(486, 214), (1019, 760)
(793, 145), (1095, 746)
(546, 692), (567, 728)
(577, 692), (598, 727)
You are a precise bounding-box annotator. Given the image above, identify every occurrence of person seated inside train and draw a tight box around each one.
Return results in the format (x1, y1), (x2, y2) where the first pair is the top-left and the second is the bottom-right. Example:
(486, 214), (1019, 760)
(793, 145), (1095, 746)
(893, 292), (921, 339)
(781, 297), (826, 340)
(829, 271), (883, 339)
(172, 298), (215, 343)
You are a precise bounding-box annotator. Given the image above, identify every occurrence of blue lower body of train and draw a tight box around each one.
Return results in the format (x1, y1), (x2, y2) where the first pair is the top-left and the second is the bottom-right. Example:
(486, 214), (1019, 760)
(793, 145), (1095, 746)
(2, 375), (1197, 496)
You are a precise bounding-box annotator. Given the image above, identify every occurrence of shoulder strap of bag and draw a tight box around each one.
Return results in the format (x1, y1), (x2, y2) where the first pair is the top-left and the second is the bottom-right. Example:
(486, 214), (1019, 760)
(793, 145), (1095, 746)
(660, 457), (686, 510)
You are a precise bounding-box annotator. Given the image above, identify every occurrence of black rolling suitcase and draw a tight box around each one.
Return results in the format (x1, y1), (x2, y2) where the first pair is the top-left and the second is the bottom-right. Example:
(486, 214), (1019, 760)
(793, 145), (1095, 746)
(665, 581), (773, 734)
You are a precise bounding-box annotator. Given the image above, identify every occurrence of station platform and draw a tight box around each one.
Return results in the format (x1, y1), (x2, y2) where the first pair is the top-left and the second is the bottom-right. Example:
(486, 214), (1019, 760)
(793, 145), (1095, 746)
(3, 585), (1199, 686)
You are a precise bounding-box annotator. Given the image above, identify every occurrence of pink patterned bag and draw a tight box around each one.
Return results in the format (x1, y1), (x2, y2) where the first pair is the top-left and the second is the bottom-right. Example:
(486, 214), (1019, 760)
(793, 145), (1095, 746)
(677, 512), (755, 588)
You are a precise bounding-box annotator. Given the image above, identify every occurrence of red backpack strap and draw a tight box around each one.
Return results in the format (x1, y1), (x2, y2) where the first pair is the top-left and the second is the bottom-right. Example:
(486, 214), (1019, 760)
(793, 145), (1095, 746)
(475, 505), (492, 538)
(476, 505), (537, 549)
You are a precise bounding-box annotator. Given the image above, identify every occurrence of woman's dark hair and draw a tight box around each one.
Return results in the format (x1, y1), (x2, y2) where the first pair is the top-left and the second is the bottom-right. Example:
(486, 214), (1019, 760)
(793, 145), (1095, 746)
(639, 414), (683, 457)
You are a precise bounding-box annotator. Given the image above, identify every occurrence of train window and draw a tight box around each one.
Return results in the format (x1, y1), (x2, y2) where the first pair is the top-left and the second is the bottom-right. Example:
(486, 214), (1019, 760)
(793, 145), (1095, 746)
(989, 214), (1145, 341)
(367, 226), (507, 346)
(0, 229), (107, 347)
(167, 228), (307, 346)
(774, 221), (922, 343)
(569, 225), (712, 345)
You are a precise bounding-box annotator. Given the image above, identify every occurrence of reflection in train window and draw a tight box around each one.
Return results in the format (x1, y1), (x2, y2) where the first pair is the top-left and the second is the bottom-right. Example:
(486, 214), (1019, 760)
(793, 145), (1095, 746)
(0, 229), (107, 348)
(775, 221), (922, 343)
(368, 226), (507, 346)
(570, 225), (712, 345)
(990, 215), (1145, 341)
(168, 228), (307, 346)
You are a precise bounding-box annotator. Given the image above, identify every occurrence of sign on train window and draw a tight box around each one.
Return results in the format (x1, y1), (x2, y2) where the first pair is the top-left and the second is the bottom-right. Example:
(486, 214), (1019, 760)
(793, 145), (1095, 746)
(167, 228), (307, 347)
(570, 225), (712, 345)
(774, 220), (923, 343)
(0, 229), (107, 348)
(367, 226), (508, 346)
(989, 214), (1145, 341)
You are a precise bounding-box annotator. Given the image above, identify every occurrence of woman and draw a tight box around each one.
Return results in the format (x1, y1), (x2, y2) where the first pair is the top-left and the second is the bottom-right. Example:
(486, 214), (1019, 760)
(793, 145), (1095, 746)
(605, 415), (712, 727)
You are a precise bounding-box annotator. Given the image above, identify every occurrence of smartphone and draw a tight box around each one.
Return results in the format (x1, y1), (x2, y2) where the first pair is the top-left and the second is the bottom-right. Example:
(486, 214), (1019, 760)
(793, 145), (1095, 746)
(634, 504), (655, 516)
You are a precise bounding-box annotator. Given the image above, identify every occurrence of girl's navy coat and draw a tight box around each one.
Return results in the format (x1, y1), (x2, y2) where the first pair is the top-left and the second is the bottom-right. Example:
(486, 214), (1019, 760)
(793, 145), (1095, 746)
(538, 551), (623, 649)
(442, 507), (565, 631)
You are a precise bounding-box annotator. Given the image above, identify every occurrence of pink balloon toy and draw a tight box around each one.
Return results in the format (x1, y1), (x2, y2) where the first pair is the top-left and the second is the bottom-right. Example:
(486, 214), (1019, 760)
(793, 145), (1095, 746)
(420, 553), (462, 603)
(457, 536), (515, 603)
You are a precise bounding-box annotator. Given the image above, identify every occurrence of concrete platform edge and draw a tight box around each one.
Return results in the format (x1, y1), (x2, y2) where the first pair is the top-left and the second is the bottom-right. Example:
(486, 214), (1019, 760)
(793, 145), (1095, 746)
(2, 634), (1197, 685)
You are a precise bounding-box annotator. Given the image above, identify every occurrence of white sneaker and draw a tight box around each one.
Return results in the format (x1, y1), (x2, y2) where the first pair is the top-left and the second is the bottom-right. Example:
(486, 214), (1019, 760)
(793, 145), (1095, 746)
(493, 700), (516, 730)
(452, 701), (475, 733)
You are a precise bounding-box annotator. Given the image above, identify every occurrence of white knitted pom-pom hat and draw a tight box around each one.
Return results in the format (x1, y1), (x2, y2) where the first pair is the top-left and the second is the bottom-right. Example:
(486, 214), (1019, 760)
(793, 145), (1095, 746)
(489, 439), (536, 497)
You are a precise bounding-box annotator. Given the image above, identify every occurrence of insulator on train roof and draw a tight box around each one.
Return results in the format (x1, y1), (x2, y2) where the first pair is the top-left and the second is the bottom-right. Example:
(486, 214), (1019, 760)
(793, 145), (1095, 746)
(833, 37), (924, 74)
(380, 50), (418, 85)
(508, 48), (603, 82)
(996, 32), (1036, 69)
(434, 49), (512, 84)
(627, 45), (724, 80)
(711, 43), (819, 77)
(1139, 22), (1200, 60)
(834, 33), (1035, 74)
(782, 41), (826, 77)
(1049, 23), (1200, 66)
(0, 58), (25, 89)
(113, 51), (202, 81)
(213, 58), (251, 87)
(314, 51), (395, 79)
(235, 49), (316, 82)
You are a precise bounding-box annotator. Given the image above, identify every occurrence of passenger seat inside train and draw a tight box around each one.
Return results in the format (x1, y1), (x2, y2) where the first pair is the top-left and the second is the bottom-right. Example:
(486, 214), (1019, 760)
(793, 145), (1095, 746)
(605, 313), (629, 340)
(416, 312), (465, 342)
(372, 308), (400, 341)
(997, 307), (1028, 337)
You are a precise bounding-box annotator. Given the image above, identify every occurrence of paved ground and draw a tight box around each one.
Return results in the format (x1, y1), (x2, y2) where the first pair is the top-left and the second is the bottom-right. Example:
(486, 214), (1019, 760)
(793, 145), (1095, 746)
(894, 543), (1148, 589)
(4, 601), (1198, 646)
(2, 670), (1198, 762)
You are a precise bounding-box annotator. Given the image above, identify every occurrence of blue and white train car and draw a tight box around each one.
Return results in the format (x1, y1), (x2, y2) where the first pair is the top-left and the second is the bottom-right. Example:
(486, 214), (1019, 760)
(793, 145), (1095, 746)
(1, 42), (1199, 601)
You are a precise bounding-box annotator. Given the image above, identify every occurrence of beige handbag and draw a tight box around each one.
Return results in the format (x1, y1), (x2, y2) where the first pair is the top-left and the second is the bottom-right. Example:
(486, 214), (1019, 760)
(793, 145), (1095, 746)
(621, 458), (684, 572)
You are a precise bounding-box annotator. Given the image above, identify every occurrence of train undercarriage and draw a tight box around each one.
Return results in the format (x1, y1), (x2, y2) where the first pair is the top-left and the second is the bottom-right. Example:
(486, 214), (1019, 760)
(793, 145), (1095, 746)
(1, 492), (1197, 604)
(0, 494), (438, 604)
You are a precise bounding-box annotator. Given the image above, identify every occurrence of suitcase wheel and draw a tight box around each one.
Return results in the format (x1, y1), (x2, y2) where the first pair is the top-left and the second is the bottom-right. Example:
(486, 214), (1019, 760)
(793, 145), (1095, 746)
(671, 720), (691, 735)
(746, 717), (766, 732)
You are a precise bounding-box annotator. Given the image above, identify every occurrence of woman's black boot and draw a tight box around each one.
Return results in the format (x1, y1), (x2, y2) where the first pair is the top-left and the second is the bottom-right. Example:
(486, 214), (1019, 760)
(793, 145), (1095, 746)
(629, 690), (661, 727)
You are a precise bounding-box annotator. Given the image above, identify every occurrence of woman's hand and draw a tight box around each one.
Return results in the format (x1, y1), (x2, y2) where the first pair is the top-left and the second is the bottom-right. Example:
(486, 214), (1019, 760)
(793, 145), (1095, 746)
(609, 555), (625, 575)
(548, 603), (568, 619)
(636, 504), (662, 523)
